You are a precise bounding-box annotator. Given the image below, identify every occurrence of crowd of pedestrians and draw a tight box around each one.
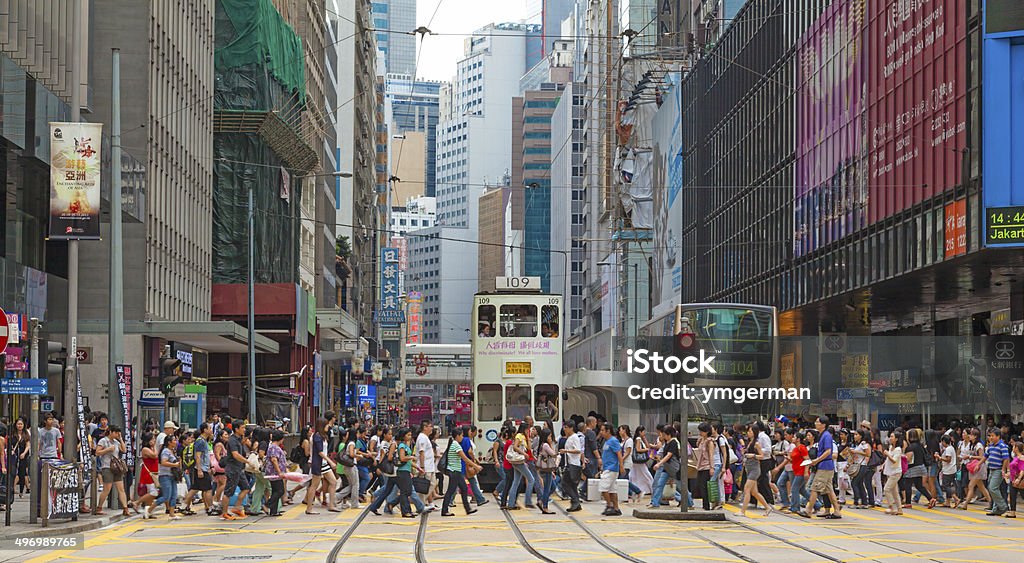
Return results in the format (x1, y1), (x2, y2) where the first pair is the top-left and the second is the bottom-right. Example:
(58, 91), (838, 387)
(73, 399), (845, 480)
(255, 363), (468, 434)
(3, 408), (1024, 525)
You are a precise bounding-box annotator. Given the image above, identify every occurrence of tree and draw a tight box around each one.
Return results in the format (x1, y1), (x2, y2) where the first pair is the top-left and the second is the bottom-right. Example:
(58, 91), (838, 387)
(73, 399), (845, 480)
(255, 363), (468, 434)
(335, 235), (351, 259)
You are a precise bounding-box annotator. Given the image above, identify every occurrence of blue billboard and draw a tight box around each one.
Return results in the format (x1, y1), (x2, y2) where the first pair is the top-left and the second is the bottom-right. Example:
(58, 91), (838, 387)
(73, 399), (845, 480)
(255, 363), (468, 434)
(983, 1), (1024, 246)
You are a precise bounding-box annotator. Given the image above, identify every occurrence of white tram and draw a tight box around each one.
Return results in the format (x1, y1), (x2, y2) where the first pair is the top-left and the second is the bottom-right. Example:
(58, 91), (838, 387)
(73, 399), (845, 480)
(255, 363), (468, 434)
(471, 277), (563, 462)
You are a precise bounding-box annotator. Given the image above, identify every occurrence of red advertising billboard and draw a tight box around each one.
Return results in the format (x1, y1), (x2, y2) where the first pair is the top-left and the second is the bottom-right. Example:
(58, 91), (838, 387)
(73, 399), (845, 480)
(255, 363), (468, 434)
(944, 198), (967, 258)
(867, 0), (967, 224)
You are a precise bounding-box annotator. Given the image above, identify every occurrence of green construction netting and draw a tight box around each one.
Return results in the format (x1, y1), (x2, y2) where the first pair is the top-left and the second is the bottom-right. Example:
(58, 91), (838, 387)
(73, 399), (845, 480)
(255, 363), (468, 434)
(212, 133), (301, 284)
(215, 0), (306, 104)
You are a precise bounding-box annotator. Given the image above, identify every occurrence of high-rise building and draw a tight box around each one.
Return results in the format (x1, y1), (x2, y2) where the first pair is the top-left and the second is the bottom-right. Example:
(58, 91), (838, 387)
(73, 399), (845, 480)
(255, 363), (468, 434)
(334, 0), (381, 339)
(411, 23), (532, 343)
(512, 43), (572, 293)
(551, 82), (586, 336)
(373, 0), (416, 76)
(386, 75), (442, 196)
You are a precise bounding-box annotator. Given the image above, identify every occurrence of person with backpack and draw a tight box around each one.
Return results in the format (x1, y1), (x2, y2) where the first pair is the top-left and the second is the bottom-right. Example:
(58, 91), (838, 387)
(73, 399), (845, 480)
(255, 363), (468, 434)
(181, 424), (214, 515)
(439, 426), (480, 516)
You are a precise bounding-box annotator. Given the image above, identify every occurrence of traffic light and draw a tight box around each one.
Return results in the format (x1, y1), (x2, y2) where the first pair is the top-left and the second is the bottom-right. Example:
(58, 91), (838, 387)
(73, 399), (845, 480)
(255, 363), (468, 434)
(45, 340), (65, 378)
(159, 354), (183, 394)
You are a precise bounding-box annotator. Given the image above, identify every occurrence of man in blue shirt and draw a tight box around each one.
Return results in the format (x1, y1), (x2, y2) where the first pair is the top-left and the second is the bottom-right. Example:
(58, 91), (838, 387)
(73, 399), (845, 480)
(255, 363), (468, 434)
(802, 416), (841, 519)
(985, 429), (1010, 516)
(598, 423), (623, 516)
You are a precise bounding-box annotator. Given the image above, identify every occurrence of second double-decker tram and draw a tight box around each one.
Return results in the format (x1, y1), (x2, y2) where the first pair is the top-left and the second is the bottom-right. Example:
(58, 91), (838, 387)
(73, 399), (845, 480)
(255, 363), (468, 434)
(471, 277), (563, 463)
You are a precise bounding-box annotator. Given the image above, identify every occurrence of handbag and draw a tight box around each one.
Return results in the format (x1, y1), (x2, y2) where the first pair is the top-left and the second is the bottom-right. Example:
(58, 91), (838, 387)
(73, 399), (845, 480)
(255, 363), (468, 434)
(966, 459), (981, 475)
(845, 462), (861, 477)
(867, 450), (885, 468)
(632, 450), (649, 464)
(1013, 470), (1024, 489)
(506, 442), (526, 464)
(412, 476), (431, 495)
(109, 456), (129, 478)
(707, 479), (721, 505)
(900, 456), (909, 475)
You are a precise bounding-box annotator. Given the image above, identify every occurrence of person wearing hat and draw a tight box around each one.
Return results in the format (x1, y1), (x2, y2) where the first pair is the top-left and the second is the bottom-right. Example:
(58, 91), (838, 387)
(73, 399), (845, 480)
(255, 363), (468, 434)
(157, 421), (178, 450)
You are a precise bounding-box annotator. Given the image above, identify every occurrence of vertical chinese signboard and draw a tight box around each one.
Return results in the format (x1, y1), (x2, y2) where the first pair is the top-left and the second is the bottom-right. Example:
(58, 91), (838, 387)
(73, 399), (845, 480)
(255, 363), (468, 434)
(944, 198), (967, 258)
(376, 248), (405, 326)
(406, 291), (422, 344)
(49, 122), (103, 239)
(115, 365), (134, 470)
(867, 0), (967, 224)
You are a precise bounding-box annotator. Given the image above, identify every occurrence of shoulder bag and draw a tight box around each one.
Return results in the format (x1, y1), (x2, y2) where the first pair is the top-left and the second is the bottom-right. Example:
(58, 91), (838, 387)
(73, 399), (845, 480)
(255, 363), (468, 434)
(110, 455), (129, 478)
(378, 445), (396, 476)
(1013, 469), (1024, 489)
(506, 441), (526, 464)
(632, 440), (649, 464)
(337, 442), (356, 468)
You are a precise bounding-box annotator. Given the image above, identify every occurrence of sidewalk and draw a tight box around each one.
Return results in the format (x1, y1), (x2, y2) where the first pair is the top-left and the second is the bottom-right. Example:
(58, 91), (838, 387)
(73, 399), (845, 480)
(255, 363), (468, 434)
(2, 493), (130, 538)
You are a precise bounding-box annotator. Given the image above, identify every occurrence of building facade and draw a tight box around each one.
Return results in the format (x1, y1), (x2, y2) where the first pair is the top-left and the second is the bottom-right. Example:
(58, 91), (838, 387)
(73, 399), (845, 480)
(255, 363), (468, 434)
(551, 82), (586, 336)
(372, 0), (416, 76)
(386, 75), (441, 196)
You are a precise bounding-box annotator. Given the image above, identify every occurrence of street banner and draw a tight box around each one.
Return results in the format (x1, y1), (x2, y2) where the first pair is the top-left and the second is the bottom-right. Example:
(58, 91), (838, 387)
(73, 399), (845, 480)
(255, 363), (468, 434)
(115, 365), (134, 470)
(43, 462), (81, 525)
(75, 369), (92, 475)
(48, 122), (102, 239)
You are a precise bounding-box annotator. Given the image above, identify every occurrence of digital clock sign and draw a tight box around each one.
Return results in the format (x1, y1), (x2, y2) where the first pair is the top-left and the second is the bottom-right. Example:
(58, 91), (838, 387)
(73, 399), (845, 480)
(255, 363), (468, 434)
(986, 206), (1024, 245)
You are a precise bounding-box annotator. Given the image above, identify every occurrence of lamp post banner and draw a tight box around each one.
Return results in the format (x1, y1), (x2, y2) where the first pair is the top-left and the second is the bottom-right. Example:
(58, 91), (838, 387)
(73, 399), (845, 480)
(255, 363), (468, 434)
(48, 122), (103, 239)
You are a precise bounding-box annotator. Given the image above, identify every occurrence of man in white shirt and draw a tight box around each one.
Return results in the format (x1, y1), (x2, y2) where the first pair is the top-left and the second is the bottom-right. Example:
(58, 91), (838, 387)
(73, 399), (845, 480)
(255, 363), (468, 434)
(415, 420), (438, 507)
(558, 421), (583, 511)
(157, 420), (178, 449)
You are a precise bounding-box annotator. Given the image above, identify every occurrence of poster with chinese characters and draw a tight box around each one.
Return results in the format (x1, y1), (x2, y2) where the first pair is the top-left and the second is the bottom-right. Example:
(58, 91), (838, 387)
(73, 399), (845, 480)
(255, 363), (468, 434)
(49, 122), (102, 239)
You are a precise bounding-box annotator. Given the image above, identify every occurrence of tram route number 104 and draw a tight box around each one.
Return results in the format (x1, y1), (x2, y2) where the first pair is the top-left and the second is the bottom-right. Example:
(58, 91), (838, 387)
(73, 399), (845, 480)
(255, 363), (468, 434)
(496, 276), (541, 291)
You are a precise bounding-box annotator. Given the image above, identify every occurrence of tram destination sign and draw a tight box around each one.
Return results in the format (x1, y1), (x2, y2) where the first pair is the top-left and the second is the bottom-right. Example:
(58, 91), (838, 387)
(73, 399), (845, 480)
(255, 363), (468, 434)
(986, 206), (1024, 245)
(495, 277), (541, 291)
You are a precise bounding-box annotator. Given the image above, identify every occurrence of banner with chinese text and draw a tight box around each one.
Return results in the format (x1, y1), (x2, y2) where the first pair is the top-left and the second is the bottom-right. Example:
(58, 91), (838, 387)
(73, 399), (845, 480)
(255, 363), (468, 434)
(48, 122), (102, 239)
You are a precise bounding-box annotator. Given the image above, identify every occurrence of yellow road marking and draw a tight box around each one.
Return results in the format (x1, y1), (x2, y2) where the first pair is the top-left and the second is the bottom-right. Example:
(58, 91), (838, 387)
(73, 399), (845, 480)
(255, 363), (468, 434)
(24, 519), (148, 563)
(278, 502), (309, 520)
(867, 506), (942, 523)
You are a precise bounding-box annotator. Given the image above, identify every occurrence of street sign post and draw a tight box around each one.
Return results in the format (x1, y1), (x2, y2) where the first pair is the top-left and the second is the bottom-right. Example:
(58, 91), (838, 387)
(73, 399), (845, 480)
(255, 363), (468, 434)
(0, 378), (48, 395)
(0, 305), (9, 354)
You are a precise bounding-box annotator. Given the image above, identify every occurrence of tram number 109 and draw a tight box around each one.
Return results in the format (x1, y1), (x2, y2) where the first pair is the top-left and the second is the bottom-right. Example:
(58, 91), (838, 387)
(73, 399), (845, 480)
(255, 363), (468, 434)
(495, 276), (541, 290)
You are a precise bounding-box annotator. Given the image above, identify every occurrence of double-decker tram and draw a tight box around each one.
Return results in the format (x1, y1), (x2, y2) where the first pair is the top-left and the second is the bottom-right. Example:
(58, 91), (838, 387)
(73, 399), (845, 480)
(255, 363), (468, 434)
(471, 277), (562, 469)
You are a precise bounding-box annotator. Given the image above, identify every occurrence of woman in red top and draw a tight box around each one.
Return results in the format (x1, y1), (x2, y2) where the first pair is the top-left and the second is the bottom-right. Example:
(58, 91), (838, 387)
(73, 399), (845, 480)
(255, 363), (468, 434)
(131, 433), (160, 518)
(787, 431), (810, 513)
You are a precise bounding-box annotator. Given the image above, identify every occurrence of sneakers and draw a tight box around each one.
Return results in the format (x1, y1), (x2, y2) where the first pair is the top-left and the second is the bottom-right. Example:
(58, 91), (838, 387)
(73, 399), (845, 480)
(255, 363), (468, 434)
(602, 507), (622, 516)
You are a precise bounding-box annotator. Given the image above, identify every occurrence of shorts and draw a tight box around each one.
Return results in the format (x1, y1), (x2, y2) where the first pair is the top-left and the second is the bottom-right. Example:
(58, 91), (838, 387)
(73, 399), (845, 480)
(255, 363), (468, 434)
(926, 464), (938, 478)
(810, 469), (835, 494)
(223, 470), (248, 497)
(422, 472), (437, 495)
(190, 471), (213, 492)
(100, 468), (117, 484)
(599, 470), (618, 493)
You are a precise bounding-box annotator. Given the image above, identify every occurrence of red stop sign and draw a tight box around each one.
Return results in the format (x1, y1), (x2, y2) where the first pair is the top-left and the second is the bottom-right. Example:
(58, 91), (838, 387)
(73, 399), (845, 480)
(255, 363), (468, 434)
(0, 306), (8, 355)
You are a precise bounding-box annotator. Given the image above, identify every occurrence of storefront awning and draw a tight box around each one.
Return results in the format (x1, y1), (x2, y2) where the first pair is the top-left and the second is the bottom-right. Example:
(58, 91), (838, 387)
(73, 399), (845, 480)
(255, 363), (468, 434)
(317, 307), (359, 340)
(75, 320), (279, 354)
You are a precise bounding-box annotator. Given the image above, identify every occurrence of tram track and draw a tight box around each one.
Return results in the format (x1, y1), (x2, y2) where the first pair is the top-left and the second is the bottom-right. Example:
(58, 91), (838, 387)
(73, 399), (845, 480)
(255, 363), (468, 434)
(325, 506), (373, 563)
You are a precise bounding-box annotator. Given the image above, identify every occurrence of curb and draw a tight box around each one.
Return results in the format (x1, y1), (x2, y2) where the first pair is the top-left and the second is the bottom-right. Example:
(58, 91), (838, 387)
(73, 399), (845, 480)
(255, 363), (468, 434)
(8, 514), (130, 538)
